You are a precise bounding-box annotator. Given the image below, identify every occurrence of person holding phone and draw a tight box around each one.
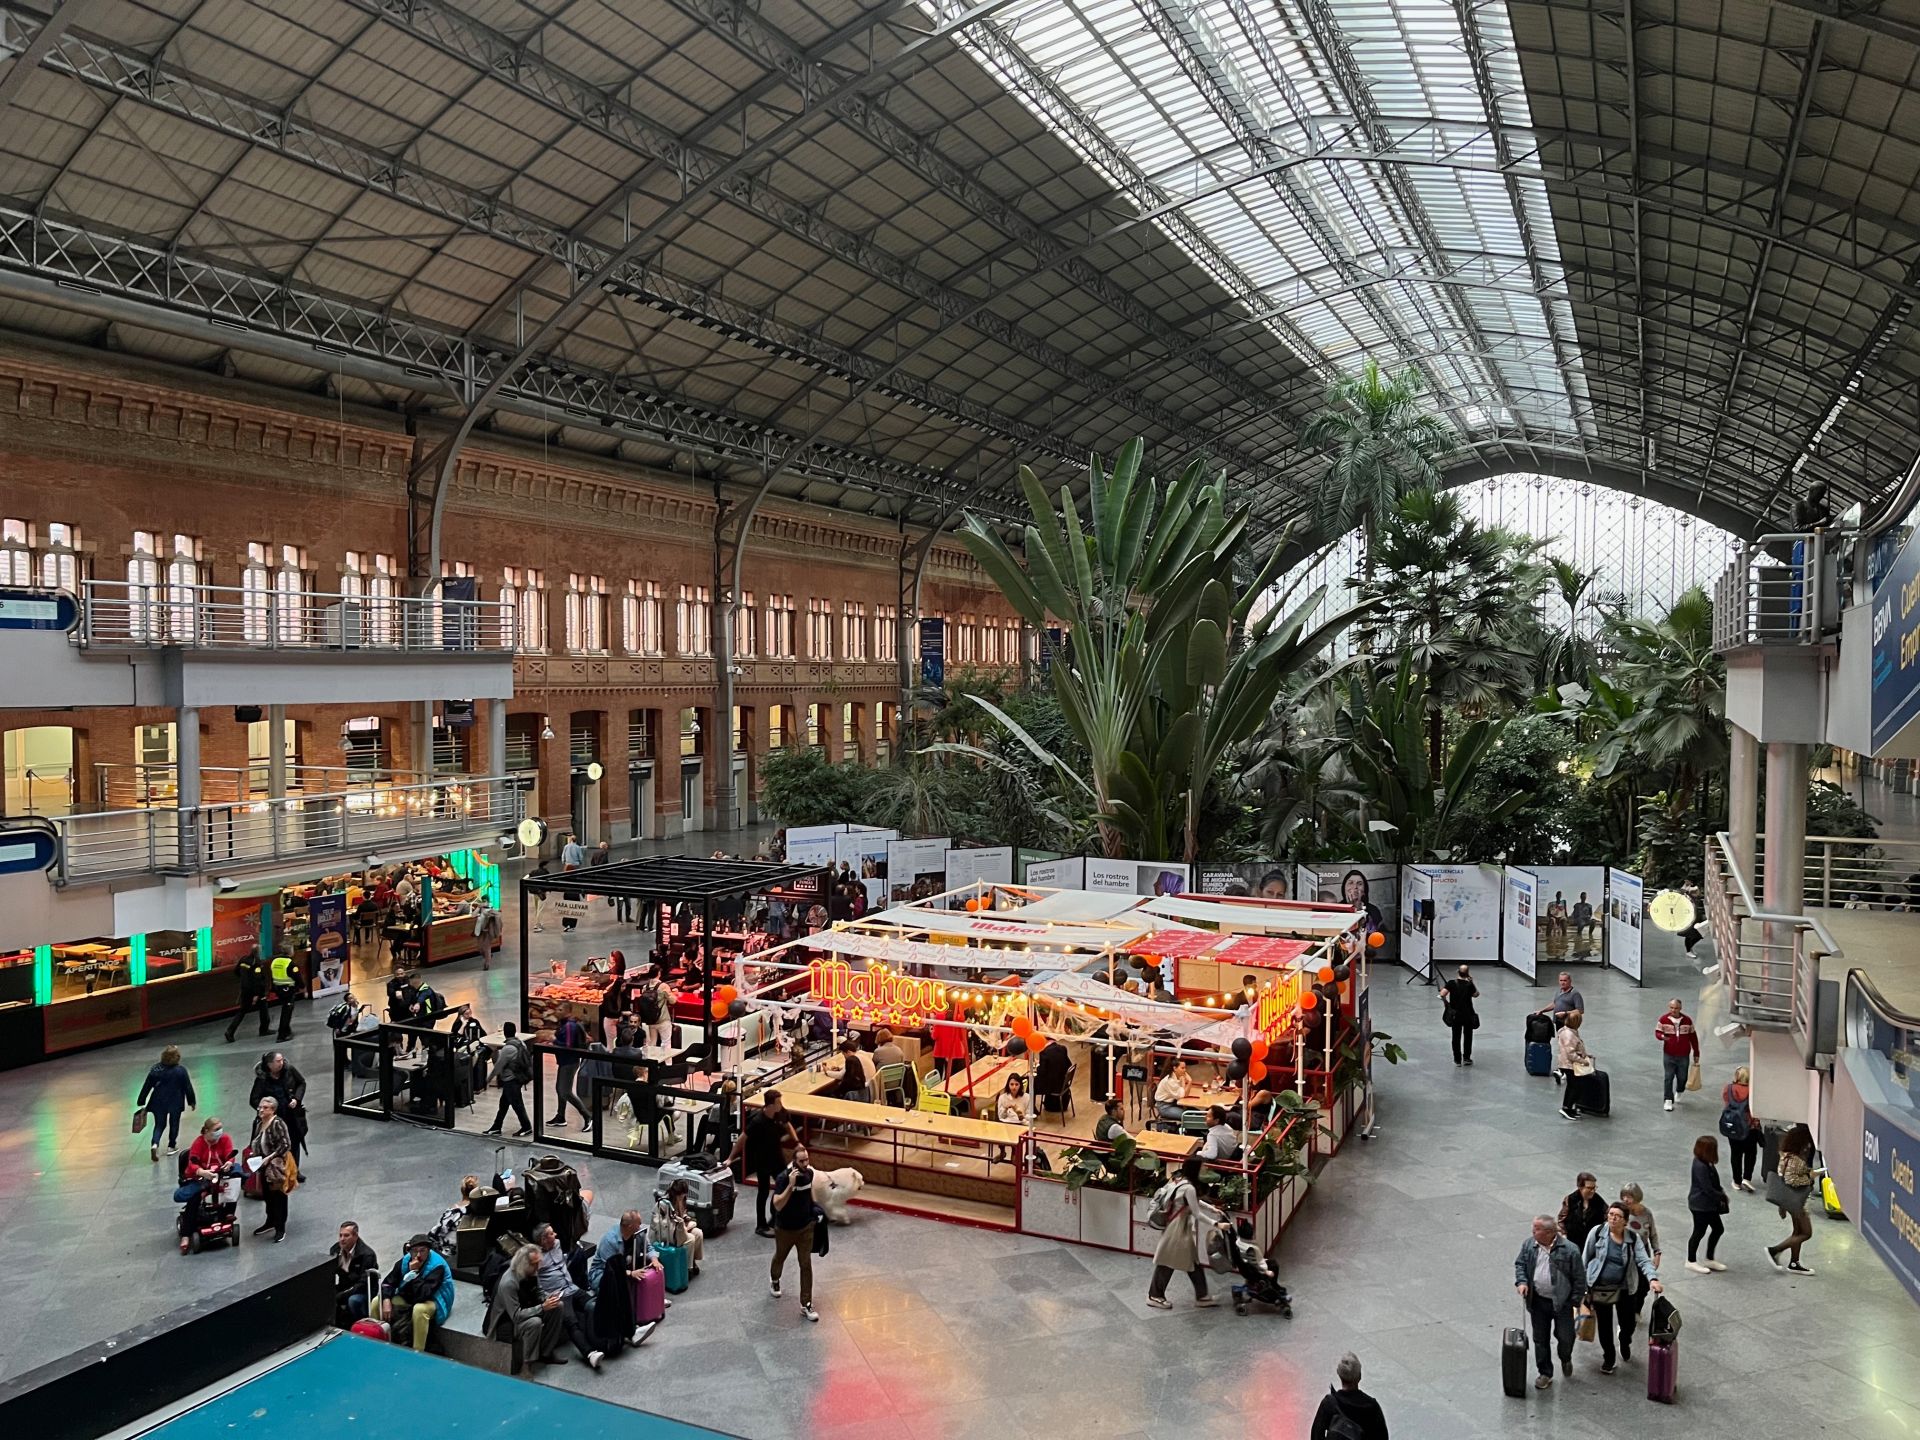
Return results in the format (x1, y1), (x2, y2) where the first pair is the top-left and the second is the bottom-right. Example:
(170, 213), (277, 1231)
(769, 1145), (821, 1323)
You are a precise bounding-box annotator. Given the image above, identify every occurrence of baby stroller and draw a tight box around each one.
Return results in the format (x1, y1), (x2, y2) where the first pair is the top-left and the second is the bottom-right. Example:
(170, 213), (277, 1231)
(176, 1154), (243, 1253)
(1209, 1219), (1291, 1317)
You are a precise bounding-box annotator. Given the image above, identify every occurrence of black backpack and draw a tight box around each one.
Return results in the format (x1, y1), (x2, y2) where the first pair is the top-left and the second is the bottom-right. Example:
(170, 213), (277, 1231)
(1323, 1392), (1367, 1440)
(638, 984), (664, 1025)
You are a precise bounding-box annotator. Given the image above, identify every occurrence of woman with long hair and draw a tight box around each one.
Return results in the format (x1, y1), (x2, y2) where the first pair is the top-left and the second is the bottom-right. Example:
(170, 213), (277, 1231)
(1766, 1122), (1817, 1274)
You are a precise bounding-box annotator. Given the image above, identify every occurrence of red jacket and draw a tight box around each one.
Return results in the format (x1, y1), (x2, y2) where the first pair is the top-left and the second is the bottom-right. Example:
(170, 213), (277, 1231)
(1654, 1012), (1699, 1058)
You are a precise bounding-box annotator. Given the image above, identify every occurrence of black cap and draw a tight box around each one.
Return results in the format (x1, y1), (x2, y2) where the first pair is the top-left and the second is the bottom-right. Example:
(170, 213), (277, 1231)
(407, 1233), (432, 1249)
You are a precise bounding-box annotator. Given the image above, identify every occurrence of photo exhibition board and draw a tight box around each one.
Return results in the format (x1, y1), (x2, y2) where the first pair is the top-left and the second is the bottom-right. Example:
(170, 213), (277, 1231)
(1502, 866), (1538, 980)
(1531, 866), (1608, 967)
(1605, 867), (1644, 982)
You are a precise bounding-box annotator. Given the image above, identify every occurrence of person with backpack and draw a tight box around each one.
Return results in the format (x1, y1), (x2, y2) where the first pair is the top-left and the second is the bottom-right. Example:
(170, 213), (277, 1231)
(1309, 1352), (1389, 1439)
(1720, 1065), (1759, 1191)
(550, 1014), (592, 1129)
(1513, 1214), (1586, 1389)
(1145, 1155), (1221, 1310)
(485, 1022), (534, 1138)
(1440, 965), (1478, 1066)
(1685, 1135), (1730, 1273)
(637, 969), (674, 1049)
(1580, 1202), (1663, 1374)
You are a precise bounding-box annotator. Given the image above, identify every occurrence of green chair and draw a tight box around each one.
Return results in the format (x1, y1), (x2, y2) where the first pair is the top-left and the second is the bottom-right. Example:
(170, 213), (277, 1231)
(876, 1062), (910, 1109)
(1178, 1108), (1209, 1136)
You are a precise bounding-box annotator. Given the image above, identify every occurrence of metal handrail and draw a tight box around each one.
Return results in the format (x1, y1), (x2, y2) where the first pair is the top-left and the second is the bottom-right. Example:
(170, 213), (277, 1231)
(1711, 530), (1829, 651)
(46, 775), (522, 884)
(75, 578), (512, 653)
(1710, 832), (1838, 1060)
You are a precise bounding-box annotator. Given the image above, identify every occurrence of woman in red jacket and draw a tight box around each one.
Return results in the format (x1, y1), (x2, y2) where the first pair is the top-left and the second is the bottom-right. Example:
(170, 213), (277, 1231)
(178, 1116), (236, 1252)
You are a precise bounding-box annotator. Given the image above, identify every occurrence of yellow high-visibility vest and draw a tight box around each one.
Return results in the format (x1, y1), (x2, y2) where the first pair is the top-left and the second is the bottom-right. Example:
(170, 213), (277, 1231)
(269, 955), (295, 987)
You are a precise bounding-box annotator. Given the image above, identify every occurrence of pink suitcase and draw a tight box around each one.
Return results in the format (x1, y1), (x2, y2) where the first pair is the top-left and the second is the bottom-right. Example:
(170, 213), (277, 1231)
(1647, 1337), (1677, 1403)
(631, 1263), (666, 1325)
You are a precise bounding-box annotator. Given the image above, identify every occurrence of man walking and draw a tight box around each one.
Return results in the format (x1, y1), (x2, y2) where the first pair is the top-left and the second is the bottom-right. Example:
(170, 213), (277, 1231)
(1513, 1214), (1586, 1390)
(1653, 998), (1699, 1111)
(267, 952), (300, 1042)
(768, 1144), (822, 1323)
(484, 1022), (534, 1137)
(1440, 965), (1479, 1066)
(732, 1090), (799, 1236)
(1310, 1353), (1389, 1439)
(223, 953), (272, 1044)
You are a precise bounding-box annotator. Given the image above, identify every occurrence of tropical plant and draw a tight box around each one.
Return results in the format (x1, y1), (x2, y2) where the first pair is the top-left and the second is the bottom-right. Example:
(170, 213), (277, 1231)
(1596, 587), (1727, 817)
(1300, 360), (1453, 573)
(1450, 712), (1590, 863)
(756, 745), (879, 829)
(955, 441), (1362, 861)
(1350, 487), (1552, 773)
(1539, 558), (1605, 691)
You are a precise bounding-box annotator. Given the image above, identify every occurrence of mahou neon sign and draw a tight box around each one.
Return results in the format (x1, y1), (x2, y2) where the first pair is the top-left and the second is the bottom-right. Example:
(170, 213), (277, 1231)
(1253, 971), (1308, 1042)
(809, 959), (946, 1027)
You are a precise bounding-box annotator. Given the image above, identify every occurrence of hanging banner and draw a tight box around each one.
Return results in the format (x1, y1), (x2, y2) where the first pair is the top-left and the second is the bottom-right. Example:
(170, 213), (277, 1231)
(885, 837), (952, 904)
(211, 898), (267, 971)
(1606, 867), (1644, 982)
(1424, 864), (1504, 963)
(1087, 859), (1190, 897)
(1022, 856), (1085, 888)
(307, 893), (351, 998)
(1196, 862), (1296, 900)
(835, 827), (898, 910)
(1533, 866), (1607, 964)
(1502, 866), (1538, 981)
(1400, 867), (1434, 980)
(918, 617), (945, 687)
(944, 845), (1014, 902)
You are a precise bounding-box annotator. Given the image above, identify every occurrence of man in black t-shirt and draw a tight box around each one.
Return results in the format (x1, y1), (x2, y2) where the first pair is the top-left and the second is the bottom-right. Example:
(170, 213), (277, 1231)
(768, 1145), (821, 1323)
(731, 1091), (798, 1236)
(1440, 965), (1479, 1066)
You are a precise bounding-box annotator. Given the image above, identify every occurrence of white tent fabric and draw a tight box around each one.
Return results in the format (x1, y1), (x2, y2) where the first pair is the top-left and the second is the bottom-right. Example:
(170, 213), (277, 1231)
(1141, 896), (1356, 935)
(1029, 971), (1222, 1034)
(1002, 891), (1148, 922)
(853, 905), (1157, 949)
(805, 928), (1082, 974)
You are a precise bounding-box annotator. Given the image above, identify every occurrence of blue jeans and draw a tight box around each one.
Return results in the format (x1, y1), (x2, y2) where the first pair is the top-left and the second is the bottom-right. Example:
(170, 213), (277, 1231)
(1662, 1053), (1689, 1102)
(344, 1291), (369, 1322)
(148, 1107), (182, 1147)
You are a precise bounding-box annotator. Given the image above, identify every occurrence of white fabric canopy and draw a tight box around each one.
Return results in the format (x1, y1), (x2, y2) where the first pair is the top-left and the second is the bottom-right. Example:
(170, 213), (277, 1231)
(1141, 895), (1356, 936)
(853, 905), (1156, 950)
(1029, 971), (1222, 1034)
(805, 927), (1081, 974)
(1003, 891), (1149, 922)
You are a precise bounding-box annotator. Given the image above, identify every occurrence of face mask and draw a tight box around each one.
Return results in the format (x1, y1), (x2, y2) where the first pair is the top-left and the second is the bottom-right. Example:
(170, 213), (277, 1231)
(209, 1128), (223, 1141)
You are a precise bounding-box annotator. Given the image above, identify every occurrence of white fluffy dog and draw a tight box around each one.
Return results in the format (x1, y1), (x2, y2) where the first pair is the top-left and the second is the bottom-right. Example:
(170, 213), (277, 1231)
(810, 1166), (866, 1224)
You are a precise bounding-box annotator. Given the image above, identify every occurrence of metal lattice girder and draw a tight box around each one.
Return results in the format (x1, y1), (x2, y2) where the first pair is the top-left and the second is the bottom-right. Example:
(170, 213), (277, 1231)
(672, 0), (1322, 431)
(0, 202), (1031, 519)
(334, 0), (1295, 496)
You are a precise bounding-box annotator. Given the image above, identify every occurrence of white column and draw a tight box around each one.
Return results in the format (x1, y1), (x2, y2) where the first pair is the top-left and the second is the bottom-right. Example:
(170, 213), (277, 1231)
(1761, 741), (1809, 1017)
(267, 704), (288, 857)
(176, 706), (200, 869)
(1727, 723), (1759, 891)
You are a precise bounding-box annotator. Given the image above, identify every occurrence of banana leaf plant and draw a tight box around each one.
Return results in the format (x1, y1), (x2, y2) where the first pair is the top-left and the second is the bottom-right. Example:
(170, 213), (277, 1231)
(948, 440), (1366, 861)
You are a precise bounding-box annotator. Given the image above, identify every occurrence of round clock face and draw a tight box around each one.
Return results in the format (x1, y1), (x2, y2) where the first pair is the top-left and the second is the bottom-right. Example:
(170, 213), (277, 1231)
(1648, 889), (1696, 933)
(585, 761), (604, 782)
(516, 817), (547, 848)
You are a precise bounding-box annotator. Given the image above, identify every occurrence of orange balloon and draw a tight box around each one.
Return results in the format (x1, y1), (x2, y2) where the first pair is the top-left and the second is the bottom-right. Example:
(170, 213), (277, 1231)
(1250, 1039), (1269, 1061)
(1248, 1060), (1268, 1084)
(710, 999), (729, 1019)
(1300, 991), (1320, 1011)
(1316, 966), (1336, 984)
(1367, 931), (1386, 948)
(964, 897), (980, 912)
(716, 984), (739, 1005)
(1025, 1032), (1047, 1053)
(1010, 1014), (1032, 1038)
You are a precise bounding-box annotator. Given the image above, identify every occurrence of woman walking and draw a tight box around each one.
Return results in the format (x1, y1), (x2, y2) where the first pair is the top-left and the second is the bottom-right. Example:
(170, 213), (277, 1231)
(137, 1045), (196, 1162)
(1766, 1122), (1817, 1274)
(1557, 1171), (1608, 1250)
(1722, 1065), (1759, 1191)
(1557, 1012), (1592, 1120)
(1580, 1202), (1664, 1374)
(1146, 1156), (1221, 1311)
(1440, 965), (1479, 1066)
(1686, 1136), (1730, 1273)
(249, 1095), (294, 1243)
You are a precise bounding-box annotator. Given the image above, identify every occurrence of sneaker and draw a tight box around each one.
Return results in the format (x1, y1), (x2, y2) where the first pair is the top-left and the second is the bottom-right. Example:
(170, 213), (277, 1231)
(754, 1226), (775, 1238)
(1535, 1375), (1552, 1390)
(1738, 1181), (1755, 1193)
(253, 1223), (275, 1236)
(166, 1144), (178, 1156)
(1787, 1261), (1815, 1275)
(150, 1145), (159, 1162)
(1560, 1108), (1579, 1120)
(1685, 1261), (1710, 1273)
(1452, 1058), (1461, 1066)
(1600, 1362), (1616, 1376)
(483, 1127), (502, 1137)
(1664, 1099), (1675, 1111)
(1145, 1296), (1172, 1310)
(513, 1128), (533, 1138)
(1194, 1296), (1218, 1308)
(1621, 1342), (1632, 1362)
(1766, 1247), (1784, 1269)
(1464, 1057), (1473, 1066)
(770, 1279), (782, 1298)
(587, 1350), (603, 1370)
(1704, 1259), (1727, 1272)
(801, 1303), (819, 1323)
(548, 1119), (567, 1129)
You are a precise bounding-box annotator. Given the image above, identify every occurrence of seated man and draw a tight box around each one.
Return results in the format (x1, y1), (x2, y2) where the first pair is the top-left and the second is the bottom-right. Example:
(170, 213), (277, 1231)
(1198, 1105), (1241, 1163)
(827, 1037), (874, 1103)
(533, 1222), (605, 1369)
(1093, 1094), (1130, 1147)
(589, 1207), (663, 1297)
(330, 1219), (380, 1325)
(380, 1234), (453, 1351)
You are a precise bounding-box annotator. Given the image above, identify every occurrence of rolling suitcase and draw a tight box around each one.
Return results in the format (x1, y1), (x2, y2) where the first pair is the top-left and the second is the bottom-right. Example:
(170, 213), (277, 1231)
(1502, 1320), (1528, 1397)
(1646, 1337), (1677, 1402)
(657, 1241), (690, 1293)
(1577, 1069), (1611, 1116)
(631, 1260), (667, 1324)
(1525, 1041), (1553, 1077)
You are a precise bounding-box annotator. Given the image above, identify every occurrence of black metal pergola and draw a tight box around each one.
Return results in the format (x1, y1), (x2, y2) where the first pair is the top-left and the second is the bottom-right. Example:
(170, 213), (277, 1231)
(519, 856), (828, 1057)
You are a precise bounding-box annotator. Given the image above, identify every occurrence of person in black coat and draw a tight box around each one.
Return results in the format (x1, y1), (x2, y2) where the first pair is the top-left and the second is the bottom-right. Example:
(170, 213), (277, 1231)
(249, 1051), (310, 1166)
(223, 955), (272, 1044)
(1686, 1135), (1730, 1272)
(1310, 1352), (1389, 1439)
(330, 1221), (380, 1324)
(1558, 1171), (1608, 1250)
(1034, 1037), (1071, 1113)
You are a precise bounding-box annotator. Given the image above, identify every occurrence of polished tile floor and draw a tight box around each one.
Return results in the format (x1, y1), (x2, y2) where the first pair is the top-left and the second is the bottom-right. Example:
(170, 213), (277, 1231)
(5, 854), (1918, 1439)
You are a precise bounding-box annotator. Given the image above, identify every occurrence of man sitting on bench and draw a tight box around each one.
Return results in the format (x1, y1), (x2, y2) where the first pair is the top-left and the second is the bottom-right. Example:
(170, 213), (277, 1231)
(380, 1233), (454, 1352)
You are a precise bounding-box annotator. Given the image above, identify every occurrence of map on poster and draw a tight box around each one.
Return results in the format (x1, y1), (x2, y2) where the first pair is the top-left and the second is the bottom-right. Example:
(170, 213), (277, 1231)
(1502, 867), (1537, 980)
(1400, 867), (1434, 979)
(885, 837), (951, 905)
(1087, 859), (1190, 897)
(1532, 865), (1608, 965)
(834, 828), (898, 909)
(944, 846), (1013, 904)
(1425, 864), (1503, 963)
(1605, 867), (1644, 981)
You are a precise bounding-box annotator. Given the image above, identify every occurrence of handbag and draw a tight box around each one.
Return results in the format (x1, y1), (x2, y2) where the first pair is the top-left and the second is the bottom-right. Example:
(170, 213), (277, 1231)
(1442, 1005), (1457, 1028)
(1586, 1284), (1622, 1305)
(131, 1106), (149, 1134)
(1686, 1057), (1702, 1092)
(1765, 1170), (1810, 1210)
(811, 1206), (830, 1256)
(1570, 1056), (1596, 1077)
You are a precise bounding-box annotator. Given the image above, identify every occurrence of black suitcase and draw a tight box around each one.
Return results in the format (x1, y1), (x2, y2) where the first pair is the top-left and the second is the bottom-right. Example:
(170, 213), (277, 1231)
(1572, 1069), (1611, 1116)
(1502, 1322), (1528, 1397)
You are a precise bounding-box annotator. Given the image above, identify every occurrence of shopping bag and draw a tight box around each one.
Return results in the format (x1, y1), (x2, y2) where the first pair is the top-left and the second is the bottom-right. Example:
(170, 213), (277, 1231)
(1686, 1058), (1702, 1092)
(1577, 1307), (1597, 1343)
(131, 1107), (149, 1134)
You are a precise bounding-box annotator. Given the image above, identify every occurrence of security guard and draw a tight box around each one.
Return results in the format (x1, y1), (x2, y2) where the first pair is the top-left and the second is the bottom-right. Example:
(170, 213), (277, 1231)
(223, 953), (272, 1043)
(268, 951), (301, 1042)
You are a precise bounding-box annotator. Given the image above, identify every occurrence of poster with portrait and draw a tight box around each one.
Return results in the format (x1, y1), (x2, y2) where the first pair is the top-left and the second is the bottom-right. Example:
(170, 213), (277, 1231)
(307, 892), (351, 998)
(1196, 862), (1295, 900)
(1606, 867), (1644, 982)
(1501, 867), (1537, 981)
(1425, 864), (1503, 963)
(1532, 865), (1607, 966)
(944, 846), (1014, 905)
(834, 828), (898, 910)
(1087, 859), (1191, 897)
(1022, 855), (1084, 888)
(1400, 867), (1434, 979)
(886, 837), (952, 905)
(1300, 862), (1400, 959)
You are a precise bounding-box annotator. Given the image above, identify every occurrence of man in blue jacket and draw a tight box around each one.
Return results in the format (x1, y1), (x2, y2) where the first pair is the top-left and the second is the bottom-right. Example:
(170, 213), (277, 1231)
(382, 1234), (454, 1352)
(1513, 1214), (1586, 1390)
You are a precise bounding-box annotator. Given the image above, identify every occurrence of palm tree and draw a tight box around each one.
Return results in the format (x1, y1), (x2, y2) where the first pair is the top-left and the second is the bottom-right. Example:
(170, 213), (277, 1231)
(1596, 587), (1726, 815)
(1300, 360), (1453, 572)
(1538, 558), (1604, 692)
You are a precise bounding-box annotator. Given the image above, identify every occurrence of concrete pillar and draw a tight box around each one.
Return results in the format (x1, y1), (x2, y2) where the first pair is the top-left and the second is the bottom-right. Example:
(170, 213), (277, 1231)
(176, 706), (200, 869)
(413, 701), (434, 781)
(1728, 723), (1759, 891)
(487, 699), (507, 780)
(267, 703), (287, 857)
(1762, 741), (1808, 916)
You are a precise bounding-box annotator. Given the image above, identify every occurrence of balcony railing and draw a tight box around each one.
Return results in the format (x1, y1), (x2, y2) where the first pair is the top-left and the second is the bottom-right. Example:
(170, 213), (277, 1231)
(1711, 531), (1832, 651)
(1707, 832), (1837, 1058)
(90, 761), (433, 809)
(46, 775), (522, 884)
(75, 579), (513, 653)
(1746, 834), (1920, 911)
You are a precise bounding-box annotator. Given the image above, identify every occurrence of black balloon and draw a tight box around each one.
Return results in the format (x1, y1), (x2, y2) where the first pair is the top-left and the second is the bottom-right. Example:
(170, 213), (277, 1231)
(1230, 1037), (1252, 1060)
(727, 999), (748, 1019)
(1225, 1058), (1248, 1083)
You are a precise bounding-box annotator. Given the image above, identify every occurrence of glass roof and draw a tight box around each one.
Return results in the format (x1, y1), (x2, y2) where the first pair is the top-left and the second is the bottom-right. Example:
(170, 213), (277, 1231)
(963, 0), (1592, 446)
